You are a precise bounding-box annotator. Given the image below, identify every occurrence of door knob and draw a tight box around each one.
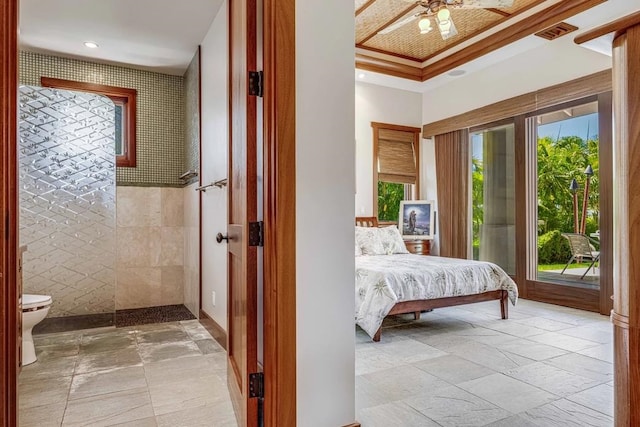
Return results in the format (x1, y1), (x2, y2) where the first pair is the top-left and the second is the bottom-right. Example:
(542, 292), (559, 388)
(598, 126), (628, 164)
(216, 233), (229, 243)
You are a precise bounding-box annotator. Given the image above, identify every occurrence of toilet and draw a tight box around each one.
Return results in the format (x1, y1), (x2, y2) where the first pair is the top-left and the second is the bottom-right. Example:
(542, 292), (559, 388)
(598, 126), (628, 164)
(22, 294), (52, 366)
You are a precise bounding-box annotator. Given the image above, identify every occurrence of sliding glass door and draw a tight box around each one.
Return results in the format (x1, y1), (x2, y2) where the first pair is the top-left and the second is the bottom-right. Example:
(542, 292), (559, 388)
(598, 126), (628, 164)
(534, 100), (600, 289)
(470, 123), (515, 275)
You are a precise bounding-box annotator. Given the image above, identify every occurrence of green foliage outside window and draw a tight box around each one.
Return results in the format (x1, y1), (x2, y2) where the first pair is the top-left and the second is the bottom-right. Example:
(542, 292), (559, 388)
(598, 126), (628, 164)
(537, 135), (599, 235)
(378, 181), (404, 221)
(471, 158), (484, 259)
(471, 134), (599, 266)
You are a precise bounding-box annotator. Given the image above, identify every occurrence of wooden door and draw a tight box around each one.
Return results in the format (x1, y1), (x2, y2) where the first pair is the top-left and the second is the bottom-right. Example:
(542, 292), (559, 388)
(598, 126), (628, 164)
(228, 0), (259, 425)
(1, 0), (20, 424)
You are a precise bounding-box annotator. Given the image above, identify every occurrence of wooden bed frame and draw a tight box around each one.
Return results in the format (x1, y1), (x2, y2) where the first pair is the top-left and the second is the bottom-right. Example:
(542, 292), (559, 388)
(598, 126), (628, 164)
(356, 216), (509, 342)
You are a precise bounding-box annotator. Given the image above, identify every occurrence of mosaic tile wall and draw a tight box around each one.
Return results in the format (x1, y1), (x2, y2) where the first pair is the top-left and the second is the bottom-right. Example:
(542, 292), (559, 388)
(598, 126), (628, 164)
(19, 85), (116, 317)
(184, 49), (200, 185)
(19, 51), (186, 187)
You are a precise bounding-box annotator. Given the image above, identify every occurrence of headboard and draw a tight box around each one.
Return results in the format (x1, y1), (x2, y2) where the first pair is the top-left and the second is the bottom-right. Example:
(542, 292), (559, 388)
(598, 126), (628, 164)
(355, 217), (378, 227)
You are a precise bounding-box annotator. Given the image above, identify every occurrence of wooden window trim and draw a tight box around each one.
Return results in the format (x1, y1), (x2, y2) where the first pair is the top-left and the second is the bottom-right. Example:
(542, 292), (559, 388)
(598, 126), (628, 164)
(40, 77), (137, 167)
(372, 122), (421, 223)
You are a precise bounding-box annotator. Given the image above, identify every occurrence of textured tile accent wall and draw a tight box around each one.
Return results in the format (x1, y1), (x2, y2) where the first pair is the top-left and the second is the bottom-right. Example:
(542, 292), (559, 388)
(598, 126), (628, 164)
(184, 49), (200, 185)
(19, 50), (185, 187)
(116, 187), (184, 309)
(19, 86), (116, 317)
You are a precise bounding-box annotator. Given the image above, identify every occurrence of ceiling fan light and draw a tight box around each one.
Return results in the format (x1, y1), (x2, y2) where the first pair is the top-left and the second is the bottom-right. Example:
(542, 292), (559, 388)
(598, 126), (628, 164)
(437, 8), (450, 24)
(418, 16), (432, 34)
(438, 17), (458, 40)
(438, 20), (451, 33)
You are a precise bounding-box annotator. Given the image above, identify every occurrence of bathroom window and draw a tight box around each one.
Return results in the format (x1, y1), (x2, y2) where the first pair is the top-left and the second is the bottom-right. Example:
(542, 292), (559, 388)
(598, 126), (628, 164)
(41, 77), (137, 167)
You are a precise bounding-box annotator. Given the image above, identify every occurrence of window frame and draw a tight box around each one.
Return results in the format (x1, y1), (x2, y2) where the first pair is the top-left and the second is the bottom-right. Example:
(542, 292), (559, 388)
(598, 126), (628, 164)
(40, 77), (137, 167)
(371, 122), (421, 225)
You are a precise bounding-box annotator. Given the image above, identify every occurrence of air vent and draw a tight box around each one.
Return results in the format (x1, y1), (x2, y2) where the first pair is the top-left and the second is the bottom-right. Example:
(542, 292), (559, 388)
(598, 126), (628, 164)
(535, 22), (579, 41)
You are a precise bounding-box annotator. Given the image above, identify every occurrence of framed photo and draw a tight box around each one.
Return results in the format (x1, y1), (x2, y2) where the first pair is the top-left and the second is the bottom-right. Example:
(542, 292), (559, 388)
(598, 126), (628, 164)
(399, 200), (434, 240)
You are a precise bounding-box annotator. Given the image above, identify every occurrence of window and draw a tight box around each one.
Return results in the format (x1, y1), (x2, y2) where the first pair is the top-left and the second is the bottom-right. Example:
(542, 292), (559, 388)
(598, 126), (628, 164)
(41, 77), (137, 167)
(371, 122), (421, 223)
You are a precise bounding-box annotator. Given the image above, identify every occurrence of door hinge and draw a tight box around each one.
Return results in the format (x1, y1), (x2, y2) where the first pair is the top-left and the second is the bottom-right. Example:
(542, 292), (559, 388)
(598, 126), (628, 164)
(249, 71), (263, 97)
(249, 372), (264, 398)
(249, 221), (264, 247)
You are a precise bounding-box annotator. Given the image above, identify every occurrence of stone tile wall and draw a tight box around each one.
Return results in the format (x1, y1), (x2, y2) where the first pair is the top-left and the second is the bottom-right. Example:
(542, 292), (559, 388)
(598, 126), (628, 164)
(116, 187), (184, 309)
(183, 182), (200, 317)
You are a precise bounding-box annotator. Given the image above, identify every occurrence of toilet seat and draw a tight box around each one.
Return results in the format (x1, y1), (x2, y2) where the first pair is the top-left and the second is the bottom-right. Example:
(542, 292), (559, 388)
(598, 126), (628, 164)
(22, 294), (52, 312)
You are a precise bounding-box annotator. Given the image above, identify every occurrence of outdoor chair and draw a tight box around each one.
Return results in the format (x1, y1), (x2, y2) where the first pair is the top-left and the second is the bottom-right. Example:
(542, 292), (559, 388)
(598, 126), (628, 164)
(561, 233), (600, 279)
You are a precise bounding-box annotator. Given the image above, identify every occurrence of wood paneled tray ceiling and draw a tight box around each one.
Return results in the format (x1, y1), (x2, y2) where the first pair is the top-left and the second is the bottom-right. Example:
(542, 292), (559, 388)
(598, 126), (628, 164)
(355, 0), (607, 82)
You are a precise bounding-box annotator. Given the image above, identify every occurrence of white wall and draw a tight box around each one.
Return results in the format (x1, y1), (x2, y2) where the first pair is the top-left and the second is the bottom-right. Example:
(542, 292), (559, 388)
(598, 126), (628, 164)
(200, 3), (228, 329)
(421, 36), (612, 126)
(296, 0), (356, 425)
(355, 82), (422, 216)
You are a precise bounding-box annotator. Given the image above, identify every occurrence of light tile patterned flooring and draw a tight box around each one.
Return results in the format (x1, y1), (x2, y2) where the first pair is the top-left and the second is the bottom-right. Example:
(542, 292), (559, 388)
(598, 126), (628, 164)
(356, 298), (614, 427)
(19, 320), (237, 427)
(20, 300), (613, 427)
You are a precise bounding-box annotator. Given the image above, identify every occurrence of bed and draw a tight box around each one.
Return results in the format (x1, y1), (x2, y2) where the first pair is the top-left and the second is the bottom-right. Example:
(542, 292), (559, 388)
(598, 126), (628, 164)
(355, 217), (518, 341)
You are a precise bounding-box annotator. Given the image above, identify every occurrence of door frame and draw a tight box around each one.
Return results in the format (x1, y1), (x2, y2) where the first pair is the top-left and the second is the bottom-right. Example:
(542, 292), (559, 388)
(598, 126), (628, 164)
(1, 0), (19, 424)
(262, 0), (297, 424)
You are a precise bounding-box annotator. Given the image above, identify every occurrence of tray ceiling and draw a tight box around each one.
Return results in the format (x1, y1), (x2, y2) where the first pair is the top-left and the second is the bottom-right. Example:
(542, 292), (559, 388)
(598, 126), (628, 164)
(355, 0), (606, 82)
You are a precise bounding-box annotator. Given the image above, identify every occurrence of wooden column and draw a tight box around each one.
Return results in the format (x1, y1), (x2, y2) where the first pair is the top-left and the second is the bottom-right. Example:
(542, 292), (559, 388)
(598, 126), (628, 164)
(611, 24), (640, 427)
(576, 11), (640, 426)
(0, 0), (19, 425)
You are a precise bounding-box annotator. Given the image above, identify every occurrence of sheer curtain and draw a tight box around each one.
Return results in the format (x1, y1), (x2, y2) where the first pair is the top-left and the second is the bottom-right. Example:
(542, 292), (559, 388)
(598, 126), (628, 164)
(434, 129), (469, 258)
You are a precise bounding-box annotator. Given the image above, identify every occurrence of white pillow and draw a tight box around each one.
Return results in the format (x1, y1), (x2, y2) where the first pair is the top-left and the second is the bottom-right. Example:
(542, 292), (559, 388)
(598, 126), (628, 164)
(355, 226), (385, 255)
(378, 226), (409, 255)
(355, 243), (363, 257)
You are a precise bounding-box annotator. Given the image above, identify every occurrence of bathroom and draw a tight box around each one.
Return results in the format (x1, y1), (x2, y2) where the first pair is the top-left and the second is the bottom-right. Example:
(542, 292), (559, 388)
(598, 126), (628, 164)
(15, 33), (235, 422)
(19, 48), (201, 344)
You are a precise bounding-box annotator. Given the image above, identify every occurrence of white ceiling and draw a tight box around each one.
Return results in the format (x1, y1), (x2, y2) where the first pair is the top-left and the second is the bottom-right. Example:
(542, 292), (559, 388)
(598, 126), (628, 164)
(19, 0), (223, 75)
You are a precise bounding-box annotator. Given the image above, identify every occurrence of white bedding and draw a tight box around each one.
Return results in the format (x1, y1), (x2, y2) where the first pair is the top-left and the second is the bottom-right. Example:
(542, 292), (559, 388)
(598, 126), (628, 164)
(355, 254), (518, 337)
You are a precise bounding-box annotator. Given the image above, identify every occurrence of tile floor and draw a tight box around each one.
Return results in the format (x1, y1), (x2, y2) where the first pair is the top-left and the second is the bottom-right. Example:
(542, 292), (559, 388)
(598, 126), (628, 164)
(20, 299), (614, 427)
(19, 320), (237, 427)
(356, 298), (614, 427)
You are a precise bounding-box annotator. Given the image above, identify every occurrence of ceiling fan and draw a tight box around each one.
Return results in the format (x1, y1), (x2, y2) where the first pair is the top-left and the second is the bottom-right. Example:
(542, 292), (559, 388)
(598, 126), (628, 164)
(379, 0), (515, 40)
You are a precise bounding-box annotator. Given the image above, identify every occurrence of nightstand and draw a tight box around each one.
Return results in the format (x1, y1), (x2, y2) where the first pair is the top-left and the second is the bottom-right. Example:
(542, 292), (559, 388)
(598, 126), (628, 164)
(404, 239), (431, 255)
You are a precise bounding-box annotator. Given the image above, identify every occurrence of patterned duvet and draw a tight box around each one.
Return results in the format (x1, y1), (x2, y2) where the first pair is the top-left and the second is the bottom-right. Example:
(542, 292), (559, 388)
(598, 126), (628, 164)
(355, 254), (519, 338)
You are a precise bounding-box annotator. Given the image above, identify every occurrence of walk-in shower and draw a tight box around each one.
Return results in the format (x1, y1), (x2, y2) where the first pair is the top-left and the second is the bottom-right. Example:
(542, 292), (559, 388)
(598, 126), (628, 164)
(19, 85), (116, 329)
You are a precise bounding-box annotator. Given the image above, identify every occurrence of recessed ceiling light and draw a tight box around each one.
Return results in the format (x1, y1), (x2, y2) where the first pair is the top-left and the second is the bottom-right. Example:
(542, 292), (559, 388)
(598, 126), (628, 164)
(358, 73), (366, 79)
(448, 69), (466, 77)
(83, 41), (99, 49)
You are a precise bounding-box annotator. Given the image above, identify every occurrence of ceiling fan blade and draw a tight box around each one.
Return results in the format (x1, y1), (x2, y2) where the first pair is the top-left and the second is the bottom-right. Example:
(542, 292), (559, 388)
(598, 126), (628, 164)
(460, 0), (515, 8)
(378, 14), (418, 35)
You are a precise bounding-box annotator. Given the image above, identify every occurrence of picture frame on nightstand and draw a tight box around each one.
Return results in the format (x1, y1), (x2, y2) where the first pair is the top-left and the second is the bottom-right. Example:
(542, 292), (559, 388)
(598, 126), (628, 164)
(399, 200), (434, 241)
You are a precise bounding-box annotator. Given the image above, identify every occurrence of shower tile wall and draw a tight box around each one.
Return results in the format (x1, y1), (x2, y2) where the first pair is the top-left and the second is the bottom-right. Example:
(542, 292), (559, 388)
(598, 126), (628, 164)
(184, 49), (200, 183)
(19, 50), (185, 187)
(182, 50), (201, 317)
(116, 186), (184, 309)
(19, 50), (199, 316)
(19, 86), (116, 317)
(183, 182), (200, 317)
